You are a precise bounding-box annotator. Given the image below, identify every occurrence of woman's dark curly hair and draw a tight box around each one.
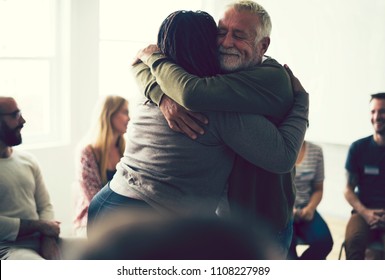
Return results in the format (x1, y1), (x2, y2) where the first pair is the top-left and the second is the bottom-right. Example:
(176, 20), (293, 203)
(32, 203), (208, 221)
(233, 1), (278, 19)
(157, 10), (220, 77)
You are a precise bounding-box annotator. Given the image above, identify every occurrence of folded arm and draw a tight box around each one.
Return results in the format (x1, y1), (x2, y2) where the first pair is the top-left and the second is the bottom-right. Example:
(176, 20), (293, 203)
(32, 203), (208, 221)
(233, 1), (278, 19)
(133, 56), (293, 139)
(18, 219), (60, 238)
(0, 215), (60, 242)
(218, 91), (308, 173)
(133, 55), (293, 118)
(33, 156), (55, 221)
(40, 235), (61, 260)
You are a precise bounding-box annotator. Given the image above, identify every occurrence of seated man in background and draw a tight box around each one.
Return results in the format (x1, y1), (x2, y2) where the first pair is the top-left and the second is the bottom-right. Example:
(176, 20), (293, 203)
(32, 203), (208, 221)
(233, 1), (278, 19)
(0, 97), (60, 260)
(344, 92), (385, 259)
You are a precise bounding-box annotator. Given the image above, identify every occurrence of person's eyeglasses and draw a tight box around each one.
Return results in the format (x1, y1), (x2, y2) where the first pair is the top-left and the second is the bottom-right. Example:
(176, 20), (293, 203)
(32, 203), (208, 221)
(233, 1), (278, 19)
(0, 110), (22, 120)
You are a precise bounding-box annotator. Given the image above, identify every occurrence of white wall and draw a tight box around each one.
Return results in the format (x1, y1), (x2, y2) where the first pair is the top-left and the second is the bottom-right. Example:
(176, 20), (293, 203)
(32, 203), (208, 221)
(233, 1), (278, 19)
(258, 0), (385, 145)
(20, 0), (384, 235)
(317, 143), (351, 219)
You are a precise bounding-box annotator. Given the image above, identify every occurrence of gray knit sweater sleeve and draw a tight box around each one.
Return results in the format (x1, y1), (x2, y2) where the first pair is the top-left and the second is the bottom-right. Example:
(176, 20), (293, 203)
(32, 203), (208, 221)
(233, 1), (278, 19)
(134, 54), (293, 120)
(211, 92), (309, 173)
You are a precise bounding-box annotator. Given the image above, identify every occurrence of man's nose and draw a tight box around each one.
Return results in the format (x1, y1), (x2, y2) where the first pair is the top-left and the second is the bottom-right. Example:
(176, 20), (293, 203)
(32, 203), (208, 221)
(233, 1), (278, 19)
(19, 115), (26, 125)
(219, 33), (234, 48)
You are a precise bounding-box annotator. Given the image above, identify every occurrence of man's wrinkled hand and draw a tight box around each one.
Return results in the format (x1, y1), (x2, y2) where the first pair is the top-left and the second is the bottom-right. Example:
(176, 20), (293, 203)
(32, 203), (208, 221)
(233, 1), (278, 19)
(361, 209), (382, 228)
(40, 236), (61, 260)
(38, 220), (61, 237)
(159, 95), (208, 140)
(284, 64), (306, 93)
(132, 44), (160, 65)
(371, 209), (385, 229)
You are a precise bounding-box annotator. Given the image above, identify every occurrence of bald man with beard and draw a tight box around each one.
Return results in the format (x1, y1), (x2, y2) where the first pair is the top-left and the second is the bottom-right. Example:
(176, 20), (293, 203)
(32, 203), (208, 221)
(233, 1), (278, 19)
(0, 97), (60, 260)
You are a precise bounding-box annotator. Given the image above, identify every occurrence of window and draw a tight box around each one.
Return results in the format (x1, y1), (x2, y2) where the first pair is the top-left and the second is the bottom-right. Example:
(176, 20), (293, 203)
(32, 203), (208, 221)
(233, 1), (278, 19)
(0, 0), (70, 147)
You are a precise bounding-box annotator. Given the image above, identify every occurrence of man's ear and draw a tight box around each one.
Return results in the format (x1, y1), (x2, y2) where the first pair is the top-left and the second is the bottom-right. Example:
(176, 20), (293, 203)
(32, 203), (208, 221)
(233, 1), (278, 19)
(259, 37), (270, 55)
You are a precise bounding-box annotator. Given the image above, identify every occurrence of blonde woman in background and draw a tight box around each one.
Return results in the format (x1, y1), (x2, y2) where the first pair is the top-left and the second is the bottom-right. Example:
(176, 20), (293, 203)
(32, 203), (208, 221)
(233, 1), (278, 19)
(73, 95), (129, 237)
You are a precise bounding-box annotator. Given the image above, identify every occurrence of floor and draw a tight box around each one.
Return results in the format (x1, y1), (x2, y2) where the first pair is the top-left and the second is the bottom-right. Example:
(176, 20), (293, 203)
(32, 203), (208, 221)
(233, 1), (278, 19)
(296, 214), (347, 260)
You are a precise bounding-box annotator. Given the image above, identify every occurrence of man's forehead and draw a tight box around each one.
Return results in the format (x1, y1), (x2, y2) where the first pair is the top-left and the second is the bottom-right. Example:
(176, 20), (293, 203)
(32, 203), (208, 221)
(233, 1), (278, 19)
(218, 9), (259, 30)
(371, 98), (385, 106)
(370, 98), (385, 111)
(0, 97), (18, 113)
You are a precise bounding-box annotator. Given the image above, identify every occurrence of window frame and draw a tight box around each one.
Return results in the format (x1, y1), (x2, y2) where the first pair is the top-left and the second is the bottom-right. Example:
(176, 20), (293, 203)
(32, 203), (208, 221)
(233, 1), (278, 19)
(0, 0), (71, 149)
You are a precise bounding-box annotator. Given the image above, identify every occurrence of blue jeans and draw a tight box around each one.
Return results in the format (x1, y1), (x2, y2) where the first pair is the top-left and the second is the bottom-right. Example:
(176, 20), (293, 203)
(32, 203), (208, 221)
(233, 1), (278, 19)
(87, 182), (154, 237)
(289, 210), (334, 259)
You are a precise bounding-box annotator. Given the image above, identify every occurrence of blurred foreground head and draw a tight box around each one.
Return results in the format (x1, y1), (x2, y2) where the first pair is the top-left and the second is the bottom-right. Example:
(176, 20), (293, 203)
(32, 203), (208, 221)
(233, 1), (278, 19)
(82, 210), (280, 260)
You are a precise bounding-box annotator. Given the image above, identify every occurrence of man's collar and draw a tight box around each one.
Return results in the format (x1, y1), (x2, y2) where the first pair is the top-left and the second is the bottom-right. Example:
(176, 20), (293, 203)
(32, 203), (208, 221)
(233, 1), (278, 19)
(261, 55), (270, 63)
(373, 134), (385, 146)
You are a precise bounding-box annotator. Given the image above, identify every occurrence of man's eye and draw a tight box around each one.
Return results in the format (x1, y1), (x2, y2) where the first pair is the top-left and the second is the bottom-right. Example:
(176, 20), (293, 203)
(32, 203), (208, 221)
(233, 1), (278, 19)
(233, 34), (246, 40)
